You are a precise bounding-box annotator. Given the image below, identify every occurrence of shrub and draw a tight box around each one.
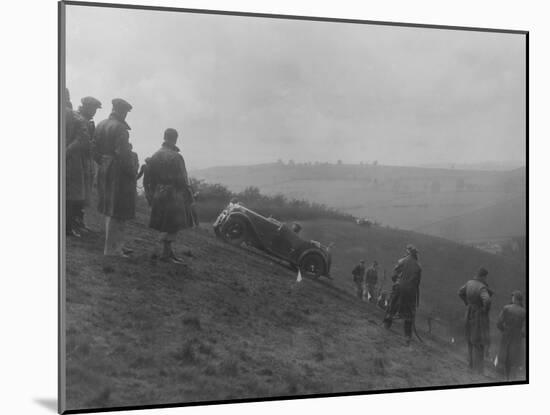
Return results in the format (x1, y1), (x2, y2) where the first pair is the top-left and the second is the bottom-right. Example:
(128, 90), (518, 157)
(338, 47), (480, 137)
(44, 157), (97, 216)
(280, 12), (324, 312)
(190, 178), (353, 223)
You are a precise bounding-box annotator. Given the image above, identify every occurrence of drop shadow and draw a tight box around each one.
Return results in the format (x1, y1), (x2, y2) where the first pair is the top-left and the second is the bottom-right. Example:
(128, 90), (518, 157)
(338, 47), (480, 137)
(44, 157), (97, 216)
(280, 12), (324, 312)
(34, 398), (57, 412)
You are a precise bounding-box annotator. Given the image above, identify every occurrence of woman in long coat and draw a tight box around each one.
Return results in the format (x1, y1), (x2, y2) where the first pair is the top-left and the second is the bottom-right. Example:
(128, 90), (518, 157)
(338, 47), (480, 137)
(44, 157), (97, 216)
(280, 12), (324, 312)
(496, 291), (526, 380)
(145, 128), (194, 263)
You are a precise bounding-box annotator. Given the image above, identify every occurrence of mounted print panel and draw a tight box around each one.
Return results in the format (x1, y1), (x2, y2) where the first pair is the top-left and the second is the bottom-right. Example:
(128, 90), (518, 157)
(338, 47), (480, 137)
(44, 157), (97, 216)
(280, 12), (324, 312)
(59, 1), (528, 413)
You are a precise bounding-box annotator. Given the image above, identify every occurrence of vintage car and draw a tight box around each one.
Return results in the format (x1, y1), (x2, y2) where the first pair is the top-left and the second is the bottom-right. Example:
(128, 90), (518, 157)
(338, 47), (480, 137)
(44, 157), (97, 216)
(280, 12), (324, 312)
(213, 202), (332, 278)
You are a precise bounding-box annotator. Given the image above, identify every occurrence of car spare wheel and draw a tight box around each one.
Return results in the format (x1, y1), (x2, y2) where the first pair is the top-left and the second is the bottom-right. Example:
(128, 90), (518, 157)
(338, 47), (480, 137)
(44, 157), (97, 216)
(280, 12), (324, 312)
(299, 253), (326, 278)
(221, 216), (249, 246)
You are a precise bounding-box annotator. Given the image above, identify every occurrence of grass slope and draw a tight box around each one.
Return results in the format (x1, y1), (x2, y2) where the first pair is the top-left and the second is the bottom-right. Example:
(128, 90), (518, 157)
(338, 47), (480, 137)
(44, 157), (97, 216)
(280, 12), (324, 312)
(300, 220), (525, 323)
(65, 207), (504, 411)
(414, 195), (526, 242)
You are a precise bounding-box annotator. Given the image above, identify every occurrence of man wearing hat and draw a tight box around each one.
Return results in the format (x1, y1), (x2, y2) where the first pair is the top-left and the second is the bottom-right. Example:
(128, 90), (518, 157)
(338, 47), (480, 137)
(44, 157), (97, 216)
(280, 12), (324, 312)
(145, 128), (194, 263)
(496, 290), (526, 380)
(93, 98), (137, 257)
(351, 259), (367, 300)
(71, 96), (102, 232)
(383, 244), (422, 345)
(458, 267), (493, 373)
(65, 89), (92, 237)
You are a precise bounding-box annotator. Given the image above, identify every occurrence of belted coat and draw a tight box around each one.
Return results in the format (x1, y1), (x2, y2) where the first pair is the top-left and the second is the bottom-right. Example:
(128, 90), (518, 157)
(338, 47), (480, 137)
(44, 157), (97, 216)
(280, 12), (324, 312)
(93, 113), (137, 220)
(387, 254), (422, 319)
(145, 143), (194, 233)
(458, 278), (493, 346)
(497, 303), (526, 373)
(66, 109), (91, 202)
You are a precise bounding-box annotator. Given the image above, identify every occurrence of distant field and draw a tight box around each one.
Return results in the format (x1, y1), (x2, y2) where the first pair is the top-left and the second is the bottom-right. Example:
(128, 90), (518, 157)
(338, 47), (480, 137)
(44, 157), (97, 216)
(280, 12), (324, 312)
(258, 179), (518, 230)
(192, 163), (526, 237)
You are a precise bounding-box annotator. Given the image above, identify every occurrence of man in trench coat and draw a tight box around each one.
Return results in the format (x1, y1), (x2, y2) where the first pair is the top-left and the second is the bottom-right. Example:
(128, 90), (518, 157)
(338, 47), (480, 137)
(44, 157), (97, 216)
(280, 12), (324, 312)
(145, 128), (194, 263)
(458, 267), (493, 373)
(496, 290), (526, 380)
(383, 245), (422, 345)
(65, 89), (92, 237)
(73, 96), (102, 232)
(93, 98), (137, 257)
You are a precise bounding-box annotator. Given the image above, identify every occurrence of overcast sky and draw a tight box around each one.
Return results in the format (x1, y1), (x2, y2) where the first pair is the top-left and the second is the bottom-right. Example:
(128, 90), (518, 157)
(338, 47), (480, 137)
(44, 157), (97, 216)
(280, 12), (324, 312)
(65, 5), (526, 170)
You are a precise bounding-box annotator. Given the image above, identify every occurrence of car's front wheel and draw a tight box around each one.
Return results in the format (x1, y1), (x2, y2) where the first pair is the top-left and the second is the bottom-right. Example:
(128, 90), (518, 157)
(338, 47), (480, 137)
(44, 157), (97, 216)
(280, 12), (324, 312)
(221, 216), (249, 246)
(299, 253), (327, 278)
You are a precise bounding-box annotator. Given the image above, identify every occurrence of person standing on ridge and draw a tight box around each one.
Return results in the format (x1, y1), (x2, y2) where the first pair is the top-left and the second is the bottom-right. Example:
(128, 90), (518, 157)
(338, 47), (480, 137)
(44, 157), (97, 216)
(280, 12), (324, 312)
(458, 267), (493, 374)
(352, 259), (367, 300)
(74, 96), (102, 232)
(496, 290), (526, 380)
(383, 245), (422, 345)
(65, 88), (92, 238)
(145, 128), (195, 263)
(94, 98), (137, 257)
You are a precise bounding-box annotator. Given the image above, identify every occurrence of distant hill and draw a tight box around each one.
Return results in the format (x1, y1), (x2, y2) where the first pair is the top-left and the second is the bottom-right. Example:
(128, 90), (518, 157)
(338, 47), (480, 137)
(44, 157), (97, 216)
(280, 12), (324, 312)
(191, 163), (526, 236)
(65, 200), (524, 410)
(413, 161), (525, 171)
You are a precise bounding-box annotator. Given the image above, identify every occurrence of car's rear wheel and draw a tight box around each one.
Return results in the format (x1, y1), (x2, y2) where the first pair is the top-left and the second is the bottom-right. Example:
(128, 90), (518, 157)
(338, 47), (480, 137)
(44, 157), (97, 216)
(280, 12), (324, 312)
(221, 217), (249, 246)
(299, 253), (327, 278)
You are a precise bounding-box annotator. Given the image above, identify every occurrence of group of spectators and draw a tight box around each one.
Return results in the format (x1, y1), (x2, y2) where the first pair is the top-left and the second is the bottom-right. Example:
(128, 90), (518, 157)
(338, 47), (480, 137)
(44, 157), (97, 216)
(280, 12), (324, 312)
(65, 89), (196, 264)
(351, 246), (526, 381)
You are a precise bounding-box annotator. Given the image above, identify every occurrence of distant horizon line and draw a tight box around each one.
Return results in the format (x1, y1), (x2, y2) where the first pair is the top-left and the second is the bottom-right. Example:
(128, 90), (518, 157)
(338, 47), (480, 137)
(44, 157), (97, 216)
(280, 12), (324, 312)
(190, 160), (526, 173)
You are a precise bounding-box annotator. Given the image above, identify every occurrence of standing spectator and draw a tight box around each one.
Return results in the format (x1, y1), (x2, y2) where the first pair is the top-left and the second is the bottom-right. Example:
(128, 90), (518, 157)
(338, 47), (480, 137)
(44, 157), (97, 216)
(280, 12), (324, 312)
(145, 128), (195, 263)
(496, 290), (526, 380)
(351, 259), (367, 299)
(365, 260), (379, 302)
(75, 96), (102, 232)
(458, 267), (493, 373)
(94, 98), (137, 257)
(65, 88), (91, 237)
(383, 245), (422, 345)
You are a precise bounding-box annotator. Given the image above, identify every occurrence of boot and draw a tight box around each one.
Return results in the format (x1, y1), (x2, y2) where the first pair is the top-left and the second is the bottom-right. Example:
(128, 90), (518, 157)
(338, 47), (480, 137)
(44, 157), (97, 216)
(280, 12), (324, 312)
(160, 242), (184, 264)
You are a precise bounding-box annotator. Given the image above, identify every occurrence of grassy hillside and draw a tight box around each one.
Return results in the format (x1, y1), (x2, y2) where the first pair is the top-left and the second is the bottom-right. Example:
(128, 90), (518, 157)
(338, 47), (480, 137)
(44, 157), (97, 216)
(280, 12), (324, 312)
(414, 195), (526, 242)
(298, 219), (526, 337)
(192, 163), (525, 234)
(63, 202), (518, 411)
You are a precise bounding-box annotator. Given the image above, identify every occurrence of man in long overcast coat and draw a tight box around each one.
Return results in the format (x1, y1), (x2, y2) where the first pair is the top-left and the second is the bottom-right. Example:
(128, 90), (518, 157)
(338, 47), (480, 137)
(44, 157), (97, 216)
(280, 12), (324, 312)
(496, 290), (526, 380)
(383, 245), (422, 345)
(74, 96), (102, 231)
(458, 267), (493, 374)
(93, 98), (137, 257)
(65, 88), (91, 237)
(145, 128), (194, 263)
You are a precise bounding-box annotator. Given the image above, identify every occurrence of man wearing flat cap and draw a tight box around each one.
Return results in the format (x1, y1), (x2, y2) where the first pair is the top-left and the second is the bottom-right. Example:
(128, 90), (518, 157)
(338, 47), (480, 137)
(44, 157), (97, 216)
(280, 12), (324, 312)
(65, 88), (92, 237)
(383, 244), (422, 345)
(458, 267), (493, 373)
(496, 290), (526, 380)
(93, 98), (137, 257)
(145, 128), (194, 263)
(69, 96), (102, 232)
